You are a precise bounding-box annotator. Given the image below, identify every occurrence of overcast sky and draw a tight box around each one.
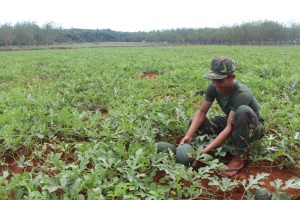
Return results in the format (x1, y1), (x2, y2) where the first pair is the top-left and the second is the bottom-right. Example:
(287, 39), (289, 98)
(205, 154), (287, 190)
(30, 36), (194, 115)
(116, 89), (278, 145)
(1, 0), (299, 32)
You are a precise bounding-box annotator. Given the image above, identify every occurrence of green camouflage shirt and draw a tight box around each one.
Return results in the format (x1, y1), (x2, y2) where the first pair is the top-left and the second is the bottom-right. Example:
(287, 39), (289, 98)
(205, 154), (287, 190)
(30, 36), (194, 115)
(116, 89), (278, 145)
(204, 81), (263, 121)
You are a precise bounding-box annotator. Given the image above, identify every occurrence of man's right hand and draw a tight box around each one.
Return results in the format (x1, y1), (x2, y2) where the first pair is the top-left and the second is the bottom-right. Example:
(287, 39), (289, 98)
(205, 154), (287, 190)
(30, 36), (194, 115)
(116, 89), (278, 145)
(179, 135), (192, 145)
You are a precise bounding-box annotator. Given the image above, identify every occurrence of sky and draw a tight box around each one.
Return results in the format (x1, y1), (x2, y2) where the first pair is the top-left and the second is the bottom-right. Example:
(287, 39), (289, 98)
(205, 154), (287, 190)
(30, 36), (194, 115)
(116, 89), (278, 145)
(1, 0), (299, 32)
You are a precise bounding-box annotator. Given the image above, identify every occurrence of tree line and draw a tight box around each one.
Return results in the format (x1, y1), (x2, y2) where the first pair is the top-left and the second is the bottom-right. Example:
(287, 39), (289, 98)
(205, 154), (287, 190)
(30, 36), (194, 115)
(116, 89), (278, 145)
(0, 20), (299, 47)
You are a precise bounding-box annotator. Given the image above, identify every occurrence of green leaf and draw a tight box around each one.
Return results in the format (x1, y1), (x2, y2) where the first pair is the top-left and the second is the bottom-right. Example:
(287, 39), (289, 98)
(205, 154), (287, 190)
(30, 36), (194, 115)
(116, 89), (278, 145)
(2, 171), (9, 178)
(126, 171), (134, 182)
(209, 176), (239, 192)
(283, 178), (300, 190)
(242, 173), (269, 190)
(42, 185), (61, 193)
(76, 194), (85, 200)
(270, 179), (283, 189)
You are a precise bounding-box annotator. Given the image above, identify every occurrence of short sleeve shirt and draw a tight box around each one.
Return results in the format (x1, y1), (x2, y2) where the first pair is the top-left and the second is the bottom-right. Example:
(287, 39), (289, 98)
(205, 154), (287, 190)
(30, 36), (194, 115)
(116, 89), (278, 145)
(204, 81), (263, 120)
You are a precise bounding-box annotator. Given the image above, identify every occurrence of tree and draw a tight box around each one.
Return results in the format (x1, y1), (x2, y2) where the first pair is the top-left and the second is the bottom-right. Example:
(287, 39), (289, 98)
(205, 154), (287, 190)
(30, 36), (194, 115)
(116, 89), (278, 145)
(23, 21), (40, 46)
(0, 23), (16, 47)
(0, 19), (299, 47)
(258, 20), (285, 45)
(14, 21), (40, 46)
(42, 21), (61, 45)
(286, 20), (300, 44)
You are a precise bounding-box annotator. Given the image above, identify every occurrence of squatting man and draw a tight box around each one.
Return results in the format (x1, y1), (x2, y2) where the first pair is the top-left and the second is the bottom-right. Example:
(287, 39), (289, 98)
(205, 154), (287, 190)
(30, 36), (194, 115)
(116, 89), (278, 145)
(180, 56), (264, 178)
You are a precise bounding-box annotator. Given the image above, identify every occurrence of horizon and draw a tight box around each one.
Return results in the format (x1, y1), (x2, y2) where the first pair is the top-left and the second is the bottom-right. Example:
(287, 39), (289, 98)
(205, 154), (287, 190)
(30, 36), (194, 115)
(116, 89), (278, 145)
(1, 19), (299, 33)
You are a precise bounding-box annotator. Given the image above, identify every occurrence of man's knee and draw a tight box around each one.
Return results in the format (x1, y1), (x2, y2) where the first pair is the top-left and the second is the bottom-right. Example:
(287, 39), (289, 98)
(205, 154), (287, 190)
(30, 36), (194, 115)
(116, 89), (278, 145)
(233, 105), (256, 124)
(233, 105), (264, 140)
(235, 105), (253, 115)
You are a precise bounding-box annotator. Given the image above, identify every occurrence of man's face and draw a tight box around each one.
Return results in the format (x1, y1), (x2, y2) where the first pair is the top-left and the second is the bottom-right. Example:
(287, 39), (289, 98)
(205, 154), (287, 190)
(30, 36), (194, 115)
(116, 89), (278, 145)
(211, 75), (235, 95)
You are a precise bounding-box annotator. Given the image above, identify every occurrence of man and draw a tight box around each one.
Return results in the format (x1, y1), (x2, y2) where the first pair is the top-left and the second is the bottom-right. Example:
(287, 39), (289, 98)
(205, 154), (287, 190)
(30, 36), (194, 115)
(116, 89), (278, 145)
(180, 56), (264, 178)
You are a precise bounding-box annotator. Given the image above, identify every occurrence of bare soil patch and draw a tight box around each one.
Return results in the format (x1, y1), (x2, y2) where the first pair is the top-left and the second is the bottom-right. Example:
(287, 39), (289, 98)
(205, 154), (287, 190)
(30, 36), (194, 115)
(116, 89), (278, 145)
(140, 72), (159, 79)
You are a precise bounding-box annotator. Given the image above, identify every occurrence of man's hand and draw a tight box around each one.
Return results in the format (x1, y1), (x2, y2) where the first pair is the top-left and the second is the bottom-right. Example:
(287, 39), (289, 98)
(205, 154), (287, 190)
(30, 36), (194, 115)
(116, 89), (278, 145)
(179, 135), (192, 145)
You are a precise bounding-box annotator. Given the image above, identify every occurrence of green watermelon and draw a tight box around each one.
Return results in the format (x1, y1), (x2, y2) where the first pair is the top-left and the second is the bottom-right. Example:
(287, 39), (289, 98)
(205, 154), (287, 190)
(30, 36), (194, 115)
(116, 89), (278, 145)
(254, 188), (271, 200)
(156, 141), (176, 154)
(176, 143), (196, 166)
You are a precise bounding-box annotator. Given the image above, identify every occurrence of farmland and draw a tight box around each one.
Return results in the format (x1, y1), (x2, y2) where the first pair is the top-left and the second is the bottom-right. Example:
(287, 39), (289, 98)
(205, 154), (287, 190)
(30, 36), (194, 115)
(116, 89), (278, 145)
(0, 45), (300, 199)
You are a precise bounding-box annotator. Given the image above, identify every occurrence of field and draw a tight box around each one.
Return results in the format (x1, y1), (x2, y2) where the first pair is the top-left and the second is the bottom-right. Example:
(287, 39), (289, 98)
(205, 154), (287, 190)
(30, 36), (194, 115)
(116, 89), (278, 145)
(0, 45), (299, 199)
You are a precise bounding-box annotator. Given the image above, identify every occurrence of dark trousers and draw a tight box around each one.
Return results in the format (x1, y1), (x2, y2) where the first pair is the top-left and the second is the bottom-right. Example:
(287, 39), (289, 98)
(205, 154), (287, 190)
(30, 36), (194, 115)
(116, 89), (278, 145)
(189, 105), (264, 157)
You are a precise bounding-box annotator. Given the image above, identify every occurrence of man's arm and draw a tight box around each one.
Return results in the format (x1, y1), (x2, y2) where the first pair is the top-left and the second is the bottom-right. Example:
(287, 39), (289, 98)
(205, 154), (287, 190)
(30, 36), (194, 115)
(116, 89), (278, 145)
(180, 100), (212, 144)
(201, 110), (235, 153)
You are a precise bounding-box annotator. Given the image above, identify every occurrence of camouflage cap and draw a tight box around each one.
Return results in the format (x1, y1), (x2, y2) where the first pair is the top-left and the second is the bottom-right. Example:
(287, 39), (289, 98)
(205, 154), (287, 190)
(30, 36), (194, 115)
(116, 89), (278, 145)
(203, 56), (236, 79)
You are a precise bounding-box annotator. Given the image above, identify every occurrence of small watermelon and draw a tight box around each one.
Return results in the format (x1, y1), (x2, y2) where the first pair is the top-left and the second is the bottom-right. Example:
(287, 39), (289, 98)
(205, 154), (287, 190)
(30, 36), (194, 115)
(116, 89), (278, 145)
(254, 188), (271, 200)
(156, 141), (176, 154)
(176, 143), (196, 166)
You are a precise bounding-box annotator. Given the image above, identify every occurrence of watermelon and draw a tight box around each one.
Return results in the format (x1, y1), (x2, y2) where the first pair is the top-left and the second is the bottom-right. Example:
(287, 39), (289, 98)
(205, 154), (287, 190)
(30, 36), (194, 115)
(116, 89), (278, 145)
(254, 188), (271, 200)
(176, 143), (196, 166)
(156, 141), (176, 154)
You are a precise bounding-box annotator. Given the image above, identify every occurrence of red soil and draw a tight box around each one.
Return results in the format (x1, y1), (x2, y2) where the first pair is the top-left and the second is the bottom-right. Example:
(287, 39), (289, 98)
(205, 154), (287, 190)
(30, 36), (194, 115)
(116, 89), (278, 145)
(140, 72), (159, 79)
